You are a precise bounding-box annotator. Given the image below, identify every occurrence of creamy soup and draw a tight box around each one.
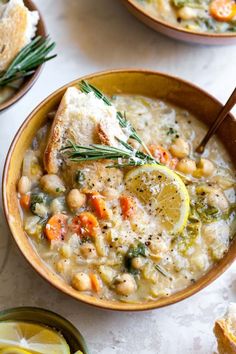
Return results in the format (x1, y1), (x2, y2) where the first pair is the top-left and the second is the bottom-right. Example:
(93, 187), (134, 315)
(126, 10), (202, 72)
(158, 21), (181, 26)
(134, 0), (236, 33)
(18, 89), (236, 303)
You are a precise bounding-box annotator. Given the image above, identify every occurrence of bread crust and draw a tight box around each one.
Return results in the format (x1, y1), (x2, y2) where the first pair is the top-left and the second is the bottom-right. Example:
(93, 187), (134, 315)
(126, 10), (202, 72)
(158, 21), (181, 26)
(214, 319), (236, 354)
(0, 0), (39, 71)
(44, 87), (127, 174)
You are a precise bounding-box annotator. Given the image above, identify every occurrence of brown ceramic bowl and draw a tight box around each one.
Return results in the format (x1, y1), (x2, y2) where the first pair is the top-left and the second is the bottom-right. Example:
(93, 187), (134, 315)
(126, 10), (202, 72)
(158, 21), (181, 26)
(0, 0), (46, 112)
(2, 69), (236, 311)
(122, 0), (236, 45)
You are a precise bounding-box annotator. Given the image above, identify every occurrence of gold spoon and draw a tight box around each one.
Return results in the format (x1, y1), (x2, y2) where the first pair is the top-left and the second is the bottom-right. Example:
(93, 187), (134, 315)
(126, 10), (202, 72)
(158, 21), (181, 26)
(196, 87), (236, 154)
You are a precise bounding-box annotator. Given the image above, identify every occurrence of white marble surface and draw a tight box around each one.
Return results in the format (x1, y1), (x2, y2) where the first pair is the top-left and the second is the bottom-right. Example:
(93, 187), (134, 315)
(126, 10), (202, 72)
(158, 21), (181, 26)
(0, 1), (236, 353)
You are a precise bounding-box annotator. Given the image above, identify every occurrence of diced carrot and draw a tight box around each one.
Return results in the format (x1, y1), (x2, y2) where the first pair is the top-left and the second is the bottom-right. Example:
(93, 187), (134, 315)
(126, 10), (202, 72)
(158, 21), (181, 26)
(149, 145), (171, 165)
(210, 0), (236, 21)
(86, 191), (110, 220)
(72, 212), (99, 238)
(45, 214), (68, 241)
(20, 194), (31, 210)
(90, 273), (101, 293)
(119, 195), (135, 219)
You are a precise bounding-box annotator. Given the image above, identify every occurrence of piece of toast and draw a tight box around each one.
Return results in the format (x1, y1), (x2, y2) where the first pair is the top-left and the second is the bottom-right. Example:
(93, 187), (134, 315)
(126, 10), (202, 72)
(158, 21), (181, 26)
(214, 304), (236, 354)
(44, 86), (127, 174)
(0, 0), (39, 72)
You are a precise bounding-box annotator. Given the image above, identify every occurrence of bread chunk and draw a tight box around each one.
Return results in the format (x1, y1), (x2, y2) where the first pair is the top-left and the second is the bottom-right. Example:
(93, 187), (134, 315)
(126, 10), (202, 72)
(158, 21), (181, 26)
(214, 303), (236, 354)
(44, 86), (127, 173)
(0, 0), (39, 72)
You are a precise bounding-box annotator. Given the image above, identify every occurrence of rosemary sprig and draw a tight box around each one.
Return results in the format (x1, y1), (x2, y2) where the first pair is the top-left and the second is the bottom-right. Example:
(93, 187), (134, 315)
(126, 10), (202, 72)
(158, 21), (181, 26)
(78, 80), (152, 156)
(155, 264), (172, 279)
(0, 36), (57, 86)
(62, 139), (157, 168)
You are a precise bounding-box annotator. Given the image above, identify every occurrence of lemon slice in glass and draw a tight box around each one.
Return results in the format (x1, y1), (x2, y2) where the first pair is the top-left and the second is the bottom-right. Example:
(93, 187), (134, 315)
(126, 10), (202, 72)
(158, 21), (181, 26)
(125, 164), (190, 234)
(0, 322), (70, 354)
(0, 348), (32, 354)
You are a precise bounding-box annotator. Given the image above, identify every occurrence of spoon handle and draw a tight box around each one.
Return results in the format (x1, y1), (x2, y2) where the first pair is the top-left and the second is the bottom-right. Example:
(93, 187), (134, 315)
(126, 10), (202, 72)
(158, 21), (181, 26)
(196, 87), (236, 154)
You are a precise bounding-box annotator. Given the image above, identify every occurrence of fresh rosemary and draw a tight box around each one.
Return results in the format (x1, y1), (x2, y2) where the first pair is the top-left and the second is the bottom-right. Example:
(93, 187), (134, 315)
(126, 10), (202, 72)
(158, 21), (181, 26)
(0, 36), (57, 86)
(155, 264), (172, 279)
(62, 139), (157, 168)
(78, 80), (152, 156)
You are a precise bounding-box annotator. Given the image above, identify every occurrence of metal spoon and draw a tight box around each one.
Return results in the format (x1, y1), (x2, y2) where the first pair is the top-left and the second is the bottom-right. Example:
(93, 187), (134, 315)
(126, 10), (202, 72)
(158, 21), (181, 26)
(196, 87), (236, 154)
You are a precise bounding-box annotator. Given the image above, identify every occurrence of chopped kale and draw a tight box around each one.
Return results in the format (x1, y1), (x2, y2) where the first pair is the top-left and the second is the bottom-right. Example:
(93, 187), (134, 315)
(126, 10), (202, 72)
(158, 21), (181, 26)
(30, 193), (46, 214)
(125, 242), (146, 274)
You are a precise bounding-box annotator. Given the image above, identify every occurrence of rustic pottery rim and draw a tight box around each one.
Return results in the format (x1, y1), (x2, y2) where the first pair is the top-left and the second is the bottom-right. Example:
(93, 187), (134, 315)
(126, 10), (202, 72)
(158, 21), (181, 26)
(0, 0), (46, 112)
(2, 69), (236, 311)
(124, 0), (236, 40)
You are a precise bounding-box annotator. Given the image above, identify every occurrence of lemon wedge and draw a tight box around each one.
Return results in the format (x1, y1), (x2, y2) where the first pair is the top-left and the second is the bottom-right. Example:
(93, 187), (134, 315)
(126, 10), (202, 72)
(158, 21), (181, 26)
(0, 348), (32, 354)
(0, 322), (70, 354)
(125, 164), (190, 234)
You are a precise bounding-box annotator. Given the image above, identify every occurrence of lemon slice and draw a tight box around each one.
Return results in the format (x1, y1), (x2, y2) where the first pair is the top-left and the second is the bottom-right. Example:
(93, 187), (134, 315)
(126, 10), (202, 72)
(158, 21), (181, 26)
(0, 322), (70, 354)
(125, 164), (190, 234)
(0, 348), (32, 354)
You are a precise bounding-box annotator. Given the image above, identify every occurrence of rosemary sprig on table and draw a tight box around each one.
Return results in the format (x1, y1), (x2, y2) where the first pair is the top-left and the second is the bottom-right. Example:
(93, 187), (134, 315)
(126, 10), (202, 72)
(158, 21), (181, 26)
(79, 80), (152, 156)
(62, 139), (157, 168)
(0, 36), (57, 86)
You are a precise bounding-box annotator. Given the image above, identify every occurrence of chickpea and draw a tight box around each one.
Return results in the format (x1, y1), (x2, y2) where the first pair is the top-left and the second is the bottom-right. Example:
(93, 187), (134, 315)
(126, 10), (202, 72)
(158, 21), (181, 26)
(149, 238), (168, 258)
(72, 272), (91, 291)
(178, 6), (198, 20)
(67, 189), (86, 211)
(40, 174), (65, 195)
(60, 244), (72, 258)
(169, 138), (189, 158)
(56, 259), (70, 273)
(80, 242), (97, 259)
(207, 188), (229, 212)
(115, 273), (137, 296)
(131, 256), (146, 270)
(102, 187), (119, 201)
(195, 158), (215, 177)
(176, 158), (196, 175)
(18, 176), (31, 194)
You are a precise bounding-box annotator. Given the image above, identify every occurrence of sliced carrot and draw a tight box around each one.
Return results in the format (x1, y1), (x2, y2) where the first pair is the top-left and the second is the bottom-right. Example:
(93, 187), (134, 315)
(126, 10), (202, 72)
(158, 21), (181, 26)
(72, 212), (99, 238)
(119, 195), (135, 220)
(210, 0), (236, 21)
(90, 273), (101, 293)
(149, 145), (171, 165)
(45, 214), (68, 241)
(20, 194), (31, 210)
(86, 191), (110, 220)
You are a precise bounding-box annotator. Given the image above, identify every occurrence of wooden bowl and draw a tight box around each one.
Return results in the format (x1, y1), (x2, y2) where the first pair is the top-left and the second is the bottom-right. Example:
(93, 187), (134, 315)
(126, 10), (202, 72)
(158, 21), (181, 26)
(0, 0), (46, 112)
(122, 0), (236, 45)
(2, 69), (236, 311)
(0, 307), (90, 353)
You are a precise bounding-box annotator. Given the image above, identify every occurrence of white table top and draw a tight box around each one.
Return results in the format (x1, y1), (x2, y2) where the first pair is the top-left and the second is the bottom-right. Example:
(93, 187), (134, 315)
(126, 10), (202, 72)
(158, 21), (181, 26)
(0, 1), (236, 353)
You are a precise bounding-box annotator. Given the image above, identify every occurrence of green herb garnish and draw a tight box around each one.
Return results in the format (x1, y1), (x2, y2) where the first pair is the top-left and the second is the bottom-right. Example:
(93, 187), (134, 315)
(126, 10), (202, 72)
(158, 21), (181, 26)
(125, 242), (146, 274)
(0, 36), (56, 87)
(78, 80), (152, 156)
(62, 139), (157, 168)
(30, 193), (46, 214)
(155, 264), (170, 278)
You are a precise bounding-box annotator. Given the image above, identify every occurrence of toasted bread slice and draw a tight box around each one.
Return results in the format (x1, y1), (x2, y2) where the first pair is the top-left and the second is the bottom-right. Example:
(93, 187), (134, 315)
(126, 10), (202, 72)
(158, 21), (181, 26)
(44, 87), (127, 174)
(0, 0), (39, 72)
(214, 303), (236, 354)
